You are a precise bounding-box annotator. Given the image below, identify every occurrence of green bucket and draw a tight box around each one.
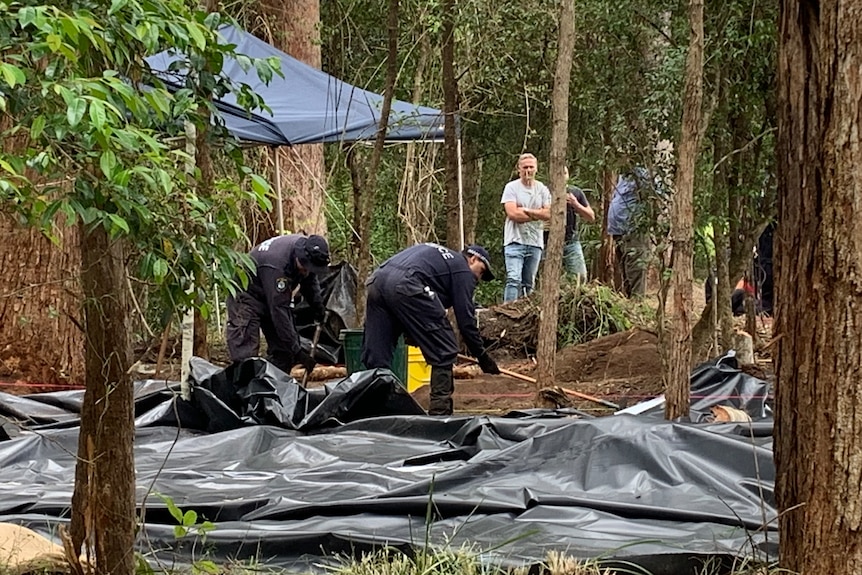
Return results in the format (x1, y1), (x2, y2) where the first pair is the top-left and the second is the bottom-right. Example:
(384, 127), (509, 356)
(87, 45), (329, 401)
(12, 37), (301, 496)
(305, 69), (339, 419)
(340, 328), (407, 387)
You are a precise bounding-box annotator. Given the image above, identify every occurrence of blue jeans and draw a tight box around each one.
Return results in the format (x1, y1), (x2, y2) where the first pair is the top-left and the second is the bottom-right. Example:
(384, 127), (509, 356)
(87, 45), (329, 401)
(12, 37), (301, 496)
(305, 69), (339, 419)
(564, 240), (587, 280)
(503, 243), (543, 302)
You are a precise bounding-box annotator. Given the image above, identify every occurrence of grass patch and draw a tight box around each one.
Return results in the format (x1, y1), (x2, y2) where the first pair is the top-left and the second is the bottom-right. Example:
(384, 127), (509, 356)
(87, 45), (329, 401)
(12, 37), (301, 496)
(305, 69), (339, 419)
(328, 547), (616, 575)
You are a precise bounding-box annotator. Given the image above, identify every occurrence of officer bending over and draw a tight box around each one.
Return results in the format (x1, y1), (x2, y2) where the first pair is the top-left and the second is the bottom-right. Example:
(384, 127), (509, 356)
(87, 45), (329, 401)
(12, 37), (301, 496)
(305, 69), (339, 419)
(226, 234), (330, 374)
(361, 243), (501, 415)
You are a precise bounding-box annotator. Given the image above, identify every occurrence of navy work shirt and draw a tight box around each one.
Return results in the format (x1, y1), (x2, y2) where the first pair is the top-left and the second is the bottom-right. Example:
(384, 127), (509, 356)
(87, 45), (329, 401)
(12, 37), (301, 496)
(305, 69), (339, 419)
(247, 234), (324, 316)
(379, 243), (485, 357)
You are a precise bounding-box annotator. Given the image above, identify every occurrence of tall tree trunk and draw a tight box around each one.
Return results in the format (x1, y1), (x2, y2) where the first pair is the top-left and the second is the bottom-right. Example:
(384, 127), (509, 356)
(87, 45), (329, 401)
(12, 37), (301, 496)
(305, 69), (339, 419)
(711, 121), (735, 352)
(0, 118), (84, 387)
(775, 1), (862, 572)
(354, 0), (399, 325)
(596, 114), (616, 284)
(193, 104), (214, 360)
(535, 0), (576, 389)
(597, 167), (617, 285)
(713, 224), (733, 349)
(0, 217), (84, 386)
(70, 224), (134, 574)
(399, 35), (436, 246)
(664, 0), (703, 420)
(442, 0), (461, 249)
(346, 144), (364, 254)
(462, 137), (482, 246)
(257, 0), (326, 237)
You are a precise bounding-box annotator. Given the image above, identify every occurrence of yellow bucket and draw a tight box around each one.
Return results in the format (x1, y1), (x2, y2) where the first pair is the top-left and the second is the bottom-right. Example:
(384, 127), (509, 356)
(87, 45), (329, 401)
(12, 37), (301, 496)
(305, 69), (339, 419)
(407, 346), (432, 392)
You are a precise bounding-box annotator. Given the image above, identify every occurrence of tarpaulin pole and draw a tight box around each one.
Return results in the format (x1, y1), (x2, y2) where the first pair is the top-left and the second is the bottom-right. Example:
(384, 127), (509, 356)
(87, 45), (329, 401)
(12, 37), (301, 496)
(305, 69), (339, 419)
(274, 147), (285, 234)
(181, 121), (196, 397)
(457, 138), (465, 250)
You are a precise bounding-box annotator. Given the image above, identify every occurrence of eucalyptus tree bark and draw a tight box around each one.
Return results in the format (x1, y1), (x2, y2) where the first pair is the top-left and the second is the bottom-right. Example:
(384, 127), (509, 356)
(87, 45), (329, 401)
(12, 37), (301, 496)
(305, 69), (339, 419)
(535, 0), (575, 389)
(70, 225), (134, 574)
(257, 0), (325, 237)
(462, 138), (482, 246)
(597, 166), (617, 284)
(664, 0), (703, 420)
(713, 225), (733, 349)
(346, 144), (364, 254)
(596, 113), (616, 284)
(0, 218), (84, 386)
(711, 126), (735, 352)
(775, 1), (862, 572)
(193, 1), (215, 358)
(354, 0), (399, 324)
(441, 0), (461, 249)
(0, 122), (84, 386)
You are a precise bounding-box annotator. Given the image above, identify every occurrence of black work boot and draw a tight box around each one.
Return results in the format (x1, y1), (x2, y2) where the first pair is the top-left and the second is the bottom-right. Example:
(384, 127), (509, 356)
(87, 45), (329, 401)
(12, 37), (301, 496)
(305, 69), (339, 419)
(428, 366), (455, 416)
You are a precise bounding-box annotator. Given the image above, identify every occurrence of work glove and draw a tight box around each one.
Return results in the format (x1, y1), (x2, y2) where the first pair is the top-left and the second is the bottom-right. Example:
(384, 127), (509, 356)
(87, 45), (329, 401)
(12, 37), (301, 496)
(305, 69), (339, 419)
(477, 352), (500, 375)
(296, 348), (317, 373)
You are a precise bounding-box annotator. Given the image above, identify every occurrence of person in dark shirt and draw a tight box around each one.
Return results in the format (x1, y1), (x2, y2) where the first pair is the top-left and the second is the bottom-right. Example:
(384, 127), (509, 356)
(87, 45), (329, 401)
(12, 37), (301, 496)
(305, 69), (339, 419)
(562, 180), (595, 280)
(361, 243), (501, 415)
(226, 234), (330, 374)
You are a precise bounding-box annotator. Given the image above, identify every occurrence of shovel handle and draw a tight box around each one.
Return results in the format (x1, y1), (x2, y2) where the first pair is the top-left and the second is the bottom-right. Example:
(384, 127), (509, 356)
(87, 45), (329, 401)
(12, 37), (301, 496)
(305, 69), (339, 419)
(457, 353), (619, 410)
(302, 312), (329, 388)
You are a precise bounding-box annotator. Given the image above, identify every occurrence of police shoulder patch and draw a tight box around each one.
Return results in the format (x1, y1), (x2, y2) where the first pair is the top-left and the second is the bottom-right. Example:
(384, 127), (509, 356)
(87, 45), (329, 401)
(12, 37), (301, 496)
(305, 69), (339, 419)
(275, 277), (288, 292)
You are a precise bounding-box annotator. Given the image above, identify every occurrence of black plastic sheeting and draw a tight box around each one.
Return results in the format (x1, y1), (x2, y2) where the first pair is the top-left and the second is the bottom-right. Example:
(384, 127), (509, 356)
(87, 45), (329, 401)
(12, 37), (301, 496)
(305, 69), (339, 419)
(636, 351), (773, 427)
(0, 355), (777, 574)
(294, 262), (359, 365)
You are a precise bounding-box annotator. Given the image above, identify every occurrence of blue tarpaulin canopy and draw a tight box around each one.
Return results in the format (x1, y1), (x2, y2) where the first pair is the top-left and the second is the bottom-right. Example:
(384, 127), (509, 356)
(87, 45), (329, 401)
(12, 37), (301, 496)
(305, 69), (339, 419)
(145, 25), (449, 146)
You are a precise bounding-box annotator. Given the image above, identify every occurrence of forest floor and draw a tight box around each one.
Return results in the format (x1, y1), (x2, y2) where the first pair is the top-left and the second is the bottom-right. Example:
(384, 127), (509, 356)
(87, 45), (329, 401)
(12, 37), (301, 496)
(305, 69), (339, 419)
(0, 280), (775, 416)
(415, 318), (773, 416)
(415, 327), (665, 416)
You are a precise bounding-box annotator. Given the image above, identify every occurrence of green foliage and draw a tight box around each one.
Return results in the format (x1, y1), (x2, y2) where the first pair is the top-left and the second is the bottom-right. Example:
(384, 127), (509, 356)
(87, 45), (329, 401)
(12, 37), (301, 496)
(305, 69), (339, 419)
(315, 0), (776, 296)
(0, 0), (278, 317)
(163, 494), (215, 541)
(323, 144), (418, 268)
(556, 281), (653, 348)
(135, 494), (219, 575)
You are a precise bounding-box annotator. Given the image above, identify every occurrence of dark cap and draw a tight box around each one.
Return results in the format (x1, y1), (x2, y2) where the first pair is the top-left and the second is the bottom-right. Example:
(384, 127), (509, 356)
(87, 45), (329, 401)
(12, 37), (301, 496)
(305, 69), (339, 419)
(298, 235), (331, 276)
(465, 245), (494, 281)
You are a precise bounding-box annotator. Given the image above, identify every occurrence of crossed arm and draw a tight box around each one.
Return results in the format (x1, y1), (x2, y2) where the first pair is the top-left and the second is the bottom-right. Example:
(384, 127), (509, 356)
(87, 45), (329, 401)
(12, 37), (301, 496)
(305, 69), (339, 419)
(504, 201), (551, 223)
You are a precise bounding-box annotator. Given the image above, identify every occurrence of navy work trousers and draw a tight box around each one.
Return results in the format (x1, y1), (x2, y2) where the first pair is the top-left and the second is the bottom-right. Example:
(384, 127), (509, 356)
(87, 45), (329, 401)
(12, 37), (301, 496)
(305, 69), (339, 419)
(361, 268), (458, 370)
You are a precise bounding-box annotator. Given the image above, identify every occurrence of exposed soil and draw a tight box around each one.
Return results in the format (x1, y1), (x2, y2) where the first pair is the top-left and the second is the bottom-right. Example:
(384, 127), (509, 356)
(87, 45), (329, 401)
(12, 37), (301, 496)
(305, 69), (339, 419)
(2, 280), (775, 420)
(412, 328), (665, 416)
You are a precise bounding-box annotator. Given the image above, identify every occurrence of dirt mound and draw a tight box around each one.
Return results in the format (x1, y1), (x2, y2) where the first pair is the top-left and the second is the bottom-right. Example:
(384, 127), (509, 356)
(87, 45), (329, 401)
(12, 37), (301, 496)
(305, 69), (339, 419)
(477, 282), (650, 359)
(411, 328), (665, 415)
(555, 328), (661, 384)
(552, 328), (664, 407)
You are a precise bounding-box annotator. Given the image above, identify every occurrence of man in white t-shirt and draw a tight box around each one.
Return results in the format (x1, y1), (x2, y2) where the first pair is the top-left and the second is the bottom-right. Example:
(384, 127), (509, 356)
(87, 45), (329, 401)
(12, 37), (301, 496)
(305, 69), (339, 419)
(500, 153), (551, 302)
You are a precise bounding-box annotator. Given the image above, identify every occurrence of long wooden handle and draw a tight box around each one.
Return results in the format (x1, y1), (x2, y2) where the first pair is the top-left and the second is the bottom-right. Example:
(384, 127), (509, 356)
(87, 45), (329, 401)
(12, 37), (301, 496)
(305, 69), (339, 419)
(457, 354), (620, 410)
(302, 316), (327, 388)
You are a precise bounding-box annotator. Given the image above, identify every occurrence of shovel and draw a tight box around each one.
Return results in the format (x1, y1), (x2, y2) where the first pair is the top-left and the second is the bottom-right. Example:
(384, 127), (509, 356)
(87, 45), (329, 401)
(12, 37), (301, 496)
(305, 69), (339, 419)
(302, 315), (327, 389)
(457, 353), (620, 410)
(301, 312), (329, 415)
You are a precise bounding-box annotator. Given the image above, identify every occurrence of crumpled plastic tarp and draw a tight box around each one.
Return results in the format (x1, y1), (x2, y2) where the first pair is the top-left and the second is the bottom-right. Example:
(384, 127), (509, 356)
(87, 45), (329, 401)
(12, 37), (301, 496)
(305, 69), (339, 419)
(0, 355), (777, 574)
(624, 351), (773, 427)
(294, 262), (359, 365)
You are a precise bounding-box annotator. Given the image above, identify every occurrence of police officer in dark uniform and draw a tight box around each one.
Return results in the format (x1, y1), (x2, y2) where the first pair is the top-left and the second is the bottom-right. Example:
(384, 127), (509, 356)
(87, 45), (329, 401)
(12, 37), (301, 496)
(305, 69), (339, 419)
(226, 234), (330, 374)
(361, 243), (500, 415)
